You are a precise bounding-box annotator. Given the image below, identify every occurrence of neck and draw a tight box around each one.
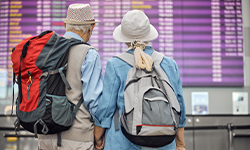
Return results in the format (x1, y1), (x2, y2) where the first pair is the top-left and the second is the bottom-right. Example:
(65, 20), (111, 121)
(67, 30), (89, 42)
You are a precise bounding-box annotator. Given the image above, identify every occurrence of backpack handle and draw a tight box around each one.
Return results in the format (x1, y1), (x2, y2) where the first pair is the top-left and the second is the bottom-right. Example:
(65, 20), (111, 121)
(21, 30), (53, 59)
(38, 30), (53, 38)
(21, 37), (35, 59)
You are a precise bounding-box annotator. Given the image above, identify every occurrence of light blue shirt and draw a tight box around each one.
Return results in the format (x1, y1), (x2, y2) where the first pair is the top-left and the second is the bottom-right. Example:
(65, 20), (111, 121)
(64, 32), (103, 116)
(94, 46), (186, 150)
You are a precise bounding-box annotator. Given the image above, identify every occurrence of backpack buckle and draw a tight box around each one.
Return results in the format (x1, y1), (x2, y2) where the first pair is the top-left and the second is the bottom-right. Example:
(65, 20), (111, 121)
(14, 118), (20, 133)
(39, 72), (49, 79)
(34, 119), (49, 138)
(142, 63), (154, 73)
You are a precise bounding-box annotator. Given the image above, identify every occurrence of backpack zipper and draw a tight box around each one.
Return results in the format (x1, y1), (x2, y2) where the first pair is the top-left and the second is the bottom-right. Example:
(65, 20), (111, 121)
(26, 71), (34, 100)
(157, 102), (161, 124)
(154, 77), (160, 88)
(42, 35), (59, 67)
(124, 78), (141, 91)
(151, 77), (154, 87)
(146, 100), (152, 111)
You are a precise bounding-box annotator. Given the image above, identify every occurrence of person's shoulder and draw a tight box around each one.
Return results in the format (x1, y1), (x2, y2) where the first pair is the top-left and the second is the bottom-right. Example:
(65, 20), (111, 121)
(161, 54), (177, 67)
(108, 56), (125, 65)
(107, 53), (130, 68)
(72, 44), (98, 54)
(76, 43), (94, 49)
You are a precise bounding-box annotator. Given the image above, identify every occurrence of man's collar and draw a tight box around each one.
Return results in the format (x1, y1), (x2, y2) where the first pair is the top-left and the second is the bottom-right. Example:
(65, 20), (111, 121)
(63, 32), (85, 42)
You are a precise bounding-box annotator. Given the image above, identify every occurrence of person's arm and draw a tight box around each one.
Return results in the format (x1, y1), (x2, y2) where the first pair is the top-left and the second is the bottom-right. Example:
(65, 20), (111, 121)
(81, 49), (103, 116)
(94, 126), (106, 150)
(93, 58), (120, 149)
(175, 127), (185, 150)
(172, 60), (186, 150)
(94, 58), (120, 128)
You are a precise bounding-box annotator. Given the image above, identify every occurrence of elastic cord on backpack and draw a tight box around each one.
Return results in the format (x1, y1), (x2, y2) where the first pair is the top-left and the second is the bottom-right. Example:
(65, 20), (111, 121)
(34, 119), (49, 138)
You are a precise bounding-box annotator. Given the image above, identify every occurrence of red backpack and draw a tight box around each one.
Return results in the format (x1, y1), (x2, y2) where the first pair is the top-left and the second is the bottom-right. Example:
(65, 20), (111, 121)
(11, 30), (88, 146)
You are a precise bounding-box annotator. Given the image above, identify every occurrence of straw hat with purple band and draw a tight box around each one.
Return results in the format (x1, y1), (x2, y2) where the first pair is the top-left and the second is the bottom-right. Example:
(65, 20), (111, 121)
(113, 10), (158, 43)
(62, 4), (100, 24)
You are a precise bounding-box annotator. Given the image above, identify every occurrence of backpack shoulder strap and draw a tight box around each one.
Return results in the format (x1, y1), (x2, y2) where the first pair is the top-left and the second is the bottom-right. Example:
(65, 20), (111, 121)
(151, 51), (172, 86)
(114, 52), (135, 67)
(113, 52), (135, 131)
(151, 51), (164, 65)
(40, 38), (90, 90)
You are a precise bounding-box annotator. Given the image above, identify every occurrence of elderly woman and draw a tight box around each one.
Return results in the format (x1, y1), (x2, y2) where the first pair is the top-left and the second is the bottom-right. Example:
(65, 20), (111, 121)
(94, 10), (186, 150)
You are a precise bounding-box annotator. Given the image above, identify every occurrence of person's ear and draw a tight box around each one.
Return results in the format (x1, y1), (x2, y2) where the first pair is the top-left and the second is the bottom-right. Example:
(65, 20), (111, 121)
(91, 23), (96, 32)
(64, 23), (66, 30)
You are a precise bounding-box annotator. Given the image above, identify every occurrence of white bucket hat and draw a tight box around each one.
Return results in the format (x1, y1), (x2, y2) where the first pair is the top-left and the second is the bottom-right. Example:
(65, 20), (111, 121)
(113, 10), (158, 43)
(62, 4), (100, 24)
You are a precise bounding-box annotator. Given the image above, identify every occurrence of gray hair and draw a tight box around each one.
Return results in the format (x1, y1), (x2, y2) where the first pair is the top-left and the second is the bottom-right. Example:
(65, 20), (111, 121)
(66, 24), (92, 34)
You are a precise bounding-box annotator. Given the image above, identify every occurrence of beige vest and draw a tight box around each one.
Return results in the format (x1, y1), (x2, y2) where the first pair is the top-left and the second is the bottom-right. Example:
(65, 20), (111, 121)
(39, 36), (94, 142)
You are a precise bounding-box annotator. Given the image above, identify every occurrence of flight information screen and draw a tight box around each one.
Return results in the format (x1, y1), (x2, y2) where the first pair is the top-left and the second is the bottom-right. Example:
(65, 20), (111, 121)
(0, 0), (244, 94)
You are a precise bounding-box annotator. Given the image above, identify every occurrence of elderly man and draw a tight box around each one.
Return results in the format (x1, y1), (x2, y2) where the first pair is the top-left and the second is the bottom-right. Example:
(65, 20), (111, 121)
(38, 4), (103, 150)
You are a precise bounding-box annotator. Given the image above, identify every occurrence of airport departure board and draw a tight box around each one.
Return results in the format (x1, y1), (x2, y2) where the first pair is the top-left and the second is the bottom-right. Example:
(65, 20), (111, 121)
(0, 0), (244, 91)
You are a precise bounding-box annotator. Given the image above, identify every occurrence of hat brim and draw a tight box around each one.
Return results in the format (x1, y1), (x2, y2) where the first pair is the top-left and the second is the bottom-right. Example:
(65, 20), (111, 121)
(62, 18), (100, 24)
(113, 24), (158, 43)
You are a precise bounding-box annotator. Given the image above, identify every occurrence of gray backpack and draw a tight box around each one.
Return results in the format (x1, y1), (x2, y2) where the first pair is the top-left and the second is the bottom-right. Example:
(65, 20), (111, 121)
(114, 51), (181, 147)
